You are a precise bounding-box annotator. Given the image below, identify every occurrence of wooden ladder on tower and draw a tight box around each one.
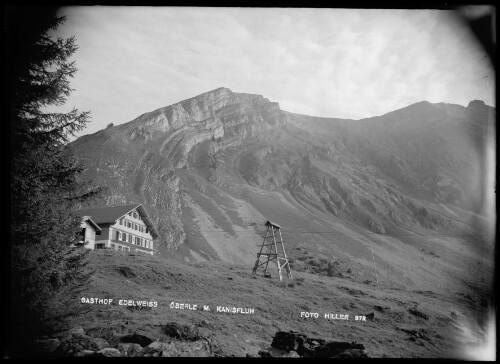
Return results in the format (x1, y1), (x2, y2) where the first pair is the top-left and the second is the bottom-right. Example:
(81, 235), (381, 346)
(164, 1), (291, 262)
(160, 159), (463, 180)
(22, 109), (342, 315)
(252, 220), (292, 281)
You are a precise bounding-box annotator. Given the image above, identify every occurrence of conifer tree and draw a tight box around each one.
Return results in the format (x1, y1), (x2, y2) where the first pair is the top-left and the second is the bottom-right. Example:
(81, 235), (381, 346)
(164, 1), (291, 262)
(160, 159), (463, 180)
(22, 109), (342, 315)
(7, 6), (101, 353)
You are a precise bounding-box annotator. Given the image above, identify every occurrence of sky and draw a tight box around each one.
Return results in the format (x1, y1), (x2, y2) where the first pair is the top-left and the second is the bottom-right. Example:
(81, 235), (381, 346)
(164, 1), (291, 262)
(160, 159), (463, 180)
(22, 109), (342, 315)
(52, 6), (495, 140)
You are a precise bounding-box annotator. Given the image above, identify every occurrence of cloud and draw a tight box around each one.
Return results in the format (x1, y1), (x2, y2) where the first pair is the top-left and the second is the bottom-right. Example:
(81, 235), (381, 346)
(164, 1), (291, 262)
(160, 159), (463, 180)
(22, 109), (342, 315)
(53, 7), (495, 139)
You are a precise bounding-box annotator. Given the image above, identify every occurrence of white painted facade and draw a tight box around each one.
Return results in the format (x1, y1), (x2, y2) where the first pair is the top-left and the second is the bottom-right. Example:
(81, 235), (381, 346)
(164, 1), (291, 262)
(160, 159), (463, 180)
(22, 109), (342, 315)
(77, 216), (101, 249)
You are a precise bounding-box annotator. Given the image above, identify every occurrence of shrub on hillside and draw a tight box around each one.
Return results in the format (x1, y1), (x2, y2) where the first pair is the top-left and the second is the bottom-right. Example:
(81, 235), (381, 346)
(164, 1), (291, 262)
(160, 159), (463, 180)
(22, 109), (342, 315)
(408, 307), (429, 320)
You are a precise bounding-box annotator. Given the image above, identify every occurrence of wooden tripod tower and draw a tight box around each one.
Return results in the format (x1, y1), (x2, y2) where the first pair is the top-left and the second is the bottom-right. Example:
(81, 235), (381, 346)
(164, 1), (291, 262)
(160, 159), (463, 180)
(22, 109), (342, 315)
(252, 221), (292, 281)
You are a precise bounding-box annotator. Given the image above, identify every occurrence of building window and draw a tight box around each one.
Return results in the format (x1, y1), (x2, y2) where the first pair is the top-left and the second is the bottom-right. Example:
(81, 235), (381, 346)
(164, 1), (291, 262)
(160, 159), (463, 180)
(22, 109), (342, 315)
(116, 231), (121, 241)
(111, 244), (115, 249)
(95, 243), (105, 249)
(118, 246), (122, 251)
(128, 234), (132, 243)
(119, 218), (123, 225)
(122, 233), (127, 242)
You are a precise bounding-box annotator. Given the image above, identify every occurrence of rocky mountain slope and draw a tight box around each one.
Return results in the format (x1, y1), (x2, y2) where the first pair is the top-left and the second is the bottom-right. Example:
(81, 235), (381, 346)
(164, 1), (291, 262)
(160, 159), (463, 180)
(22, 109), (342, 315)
(70, 87), (495, 298)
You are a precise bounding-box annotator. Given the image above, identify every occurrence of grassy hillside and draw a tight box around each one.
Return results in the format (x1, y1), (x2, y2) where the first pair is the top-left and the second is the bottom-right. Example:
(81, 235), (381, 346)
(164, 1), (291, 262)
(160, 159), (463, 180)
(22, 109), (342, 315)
(69, 250), (492, 358)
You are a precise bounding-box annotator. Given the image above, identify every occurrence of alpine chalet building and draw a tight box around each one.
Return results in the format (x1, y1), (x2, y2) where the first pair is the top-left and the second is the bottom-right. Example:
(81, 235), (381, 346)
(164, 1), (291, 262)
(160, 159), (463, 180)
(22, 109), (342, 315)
(76, 204), (159, 255)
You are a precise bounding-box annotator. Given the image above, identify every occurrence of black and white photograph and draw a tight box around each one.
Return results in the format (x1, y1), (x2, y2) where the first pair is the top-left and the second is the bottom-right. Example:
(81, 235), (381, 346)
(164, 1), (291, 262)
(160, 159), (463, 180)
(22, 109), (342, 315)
(7, 5), (496, 359)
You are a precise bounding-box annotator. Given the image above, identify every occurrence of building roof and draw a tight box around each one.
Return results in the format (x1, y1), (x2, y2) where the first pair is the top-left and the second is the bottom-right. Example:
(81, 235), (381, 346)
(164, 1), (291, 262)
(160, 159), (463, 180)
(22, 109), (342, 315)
(77, 204), (138, 224)
(265, 220), (282, 230)
(81, 216), (102, 232)
(76, 204), (159, 239)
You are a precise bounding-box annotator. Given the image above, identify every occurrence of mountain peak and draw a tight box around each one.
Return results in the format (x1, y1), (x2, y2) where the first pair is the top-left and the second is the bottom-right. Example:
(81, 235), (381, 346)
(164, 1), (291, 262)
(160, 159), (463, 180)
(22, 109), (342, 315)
(467, 100), (487, 111)
(195, 86), (233, 97)
(467, 99), (485, 107)
(109, 86), (286, 170)
(175, 87), (234, 107)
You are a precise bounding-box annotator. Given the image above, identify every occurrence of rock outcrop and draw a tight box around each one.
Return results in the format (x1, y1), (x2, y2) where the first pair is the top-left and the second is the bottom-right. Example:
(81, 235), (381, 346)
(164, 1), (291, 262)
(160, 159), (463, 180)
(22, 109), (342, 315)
(30, 323), (214, 358)
(262, 330), (368, 358)
(121, 87), (286, 169)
